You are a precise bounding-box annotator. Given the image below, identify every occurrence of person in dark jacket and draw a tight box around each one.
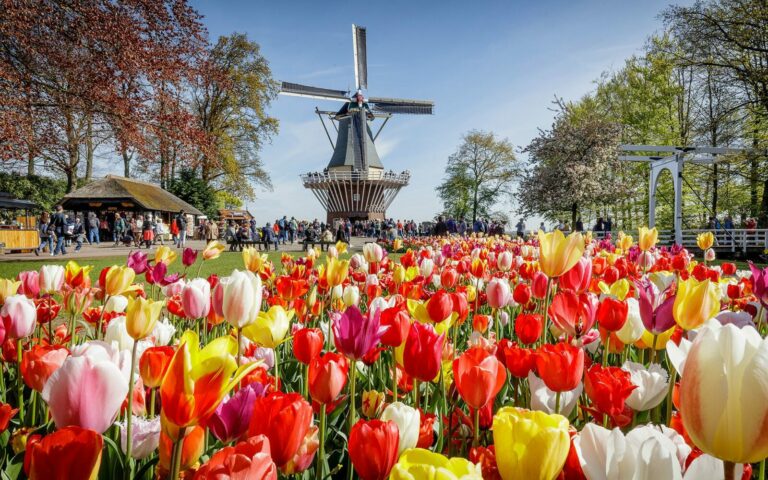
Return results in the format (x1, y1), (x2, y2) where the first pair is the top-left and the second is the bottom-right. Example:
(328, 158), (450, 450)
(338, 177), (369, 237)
(49, 205), (67, 256)
(434, 216), (448, 236)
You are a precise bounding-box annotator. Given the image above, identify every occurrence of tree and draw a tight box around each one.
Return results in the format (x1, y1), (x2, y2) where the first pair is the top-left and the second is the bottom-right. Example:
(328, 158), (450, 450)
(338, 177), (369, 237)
(519, 99), (624, 226)
(190, 33), (278, 201)
(0, 173), (66, 211)
(167, 168), (218, 218)
(437, 131), (518, 222)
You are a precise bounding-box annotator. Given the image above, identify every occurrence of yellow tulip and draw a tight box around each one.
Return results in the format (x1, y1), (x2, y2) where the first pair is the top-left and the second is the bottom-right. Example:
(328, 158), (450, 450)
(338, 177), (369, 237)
(202, 240), (226, 261)
(597, 278), (630, 301)
(360, 390), (385, 418)
(537, 230), (584, 278)
(637, 227), (658, 251)
(154, 245), (177, 266)
(636, 325), (676, 350)
(125, 296), (164, 340)
(242, 305), (293, 349)
(617, 232), (633, 251)
(242, 247), (267, 273)
(325, 257), (349, 288)
(335, 240), (348, 255)
(697, 231), (715, 251)
(64, 260), (92, 287)
(0, 279), (20, 304)
(673, 277), (720, 330)
(104, 265), (136, 296)
(393, 264), (406, 285)
(492, 407), (570, 480)
(393, 238), (403, 251)
(390, 448), (482, 480)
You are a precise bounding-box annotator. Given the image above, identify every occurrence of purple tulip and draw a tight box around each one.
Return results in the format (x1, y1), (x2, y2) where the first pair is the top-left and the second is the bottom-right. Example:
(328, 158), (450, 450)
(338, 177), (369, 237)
(207, 382), (266, 443)
(146, 262), (180, 287)
(182, 248), (198, 267)
(636, 280), (676, 334)
(749, 262), (768, 308)
(332, 305), (386, 361)
(127, 251), (149, 274)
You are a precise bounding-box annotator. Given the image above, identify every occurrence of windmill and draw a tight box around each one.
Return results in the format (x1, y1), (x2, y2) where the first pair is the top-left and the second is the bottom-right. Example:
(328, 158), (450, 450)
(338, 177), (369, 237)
(280, 24), (434, 225)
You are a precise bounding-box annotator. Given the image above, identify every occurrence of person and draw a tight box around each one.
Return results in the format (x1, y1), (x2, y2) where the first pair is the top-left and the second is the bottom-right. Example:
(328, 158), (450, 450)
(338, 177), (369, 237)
(154, 218), (165, 245)
(539, 221), (546, 232)
(434, 216), (448, 236)
(88, 212), (100, 245)
(724, 215), (734, 230)
(605, 217), (613, 232)
(515, 218), (525, 238)
(208, 219), (219, 242)
(556, 220), (565, 231)
(175, 210), (187, 248)
(262, 222), (278, 250)
(142, 216), (154, 248)
(575, 217), (584, 232)
(289, 216), (298, 244)
(49, 205), (67, 256)
(113, 213), (126, 246)
(72, 216), (86, 251)
(35, 212), (52, 256)
(594, 217), (604, 233)
(335, 223), (347, 244)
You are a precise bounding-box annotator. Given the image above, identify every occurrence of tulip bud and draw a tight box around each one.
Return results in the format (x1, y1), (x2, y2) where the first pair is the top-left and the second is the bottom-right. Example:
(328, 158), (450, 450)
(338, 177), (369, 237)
(361, 390), (385, 418)
(2, 295), (36, 339)
(342, 285), (360, 307)
(125, 296), (164, 340)
(497, 251), (513, 272)
(531, 271), (548, 300)
(381, 402), (420, 455)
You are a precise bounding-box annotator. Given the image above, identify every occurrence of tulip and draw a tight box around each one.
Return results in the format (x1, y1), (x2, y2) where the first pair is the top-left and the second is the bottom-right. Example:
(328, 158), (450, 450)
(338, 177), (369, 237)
(125, 296), (164, 340)
(64, 261), (92, 289)
(158, 423), (205, 475)
(637, 226), (658, 251)
(21, 344), (69, 392)
(403, 321), (445, 382)
(528, 371), (582, 416)
(104, 295), (128, 314)
(548, 291), (598, 338)
(680, 320), (768, 463)
(441, 268), (459, 289)
(486, 278), (511, 309)
(390, 448), (482, 479)
(194, 434), (277, 480)
(497, 340), (536, 378)
(0, 402), (17, 434)
(17, 271), (39, 299)
(380, 303), (410, 347)
(244, 305), (293, 349)
(493, 407), (570, 480)
(127, 250), (149, 274)
(453, 347), (506, 410)
(155, 245), (178, 265)
(139, 346), (175, 389)
(207, 382), (267, 444)
(326, 257), (350, 287)
(534, 342), (584, 393)
(42, 353), (129, 433)
(426, 289), (453, 323)
(293, 328), (324, 364)
(248, 392), (314, 469)
(202, 240), (226, 261)
(243, 247), (268, 273)
(697, 231), (715, 251)
(181, 278), (211, 319)
(596, 297), (628, 332)
(616, 297), (645, 344)
(103, 316), (134, 351)
(636, 280), (676, 335)
(308, 352), (349, 404)
(513, 282), (532, 305)
(160, 331), (257, 428)
(363, 243), (385, 263)
(560, 257), (592, 293)
(349, 419), (400, 480)
(538, 230), (584, 278)
(673, 277), (720, 330)
(497, 251), (514, 271)
(343, 285), (360, 307)
(220, 270), (263, 329)
(749, 262), (768, 308)
(622, 361), (669, 411)
(584, 364), (636, 424)
(532, 271), (549, 299)
(420, 258), (435, 278)
(103, 265), (136, 296)
(1, 294), (36, 339)
(38, 265), (64, 295)
(24, 426), (103, 480)
(515, 313), (543, 344)
(381, 402), (420, 455)
(120, 415), (160, 459)
(333, 305), (385, 361)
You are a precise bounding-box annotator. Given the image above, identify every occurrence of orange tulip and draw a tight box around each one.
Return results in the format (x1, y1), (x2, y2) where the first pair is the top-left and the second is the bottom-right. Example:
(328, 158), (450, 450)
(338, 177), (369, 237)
(453, 347), (506, 410)
(139, 346), (175, 389)
(158, 423), (205, 473)
(21, 345), (69, 392)
(25, 426), (103, 480)
(194, 435), (277, 479)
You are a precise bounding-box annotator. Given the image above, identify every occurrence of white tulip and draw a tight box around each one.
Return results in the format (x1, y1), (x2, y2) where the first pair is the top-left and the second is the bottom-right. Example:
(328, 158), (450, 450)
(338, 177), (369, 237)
(683, 454), (744, 479)
(528, 371), (582, 416)
(625, 426), (684, 480)
(665, 337), (692, 376)
(616, 298), (644, 344)
(575, 423), (637, 480)
(363, 243), (384, 263)
(104, 316), (134, 352)
(380, 402), (420, 455)
(220, 269), (262, 328)
(104, 295), (129, 313)
(38, 265), (64, 294)
(342, 285), (360, 307)
(419, 258), (434, 278)
(150, 317), (176, 346)
(622, 361), (669, 411)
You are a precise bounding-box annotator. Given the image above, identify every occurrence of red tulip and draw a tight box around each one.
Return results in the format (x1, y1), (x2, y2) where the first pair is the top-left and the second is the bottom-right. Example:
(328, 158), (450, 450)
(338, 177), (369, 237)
(534, 342), (584, 392)
(453, 347), (506, 409)
(417, 411), (436, 448)
(293, 328), (324, 365)
(194, 434), (277, 480)
(451, 291), (469, 323)
(308, 352), (349, 404)
(182, 247), (198, 267)
(496, 339), (535, 378)
(426, 289), (453, 323)
(139, 346), (175, 389)
(531, 271), (549, 299)
(0, 402), (18, 434)
(248, 392), (313, 469)
(514, 313), (543, 345)
(24, 426), (103, 480)
(159, 425), (205, 473)
(403, 322), (445, 382)
(440, 268), (459, 289)
(584, 364), (636, 421)
(512, 282), (531, 305)
(472, 314), (490, 334)
(21, 344), (69, 392)
(380, 303), (410, 347)
(559, 257), (592, 293)
(595, 297), (628, 332)
(35, 296), (61, 325)
(547, 291), (598, 338)
(349, 419), (400, 480)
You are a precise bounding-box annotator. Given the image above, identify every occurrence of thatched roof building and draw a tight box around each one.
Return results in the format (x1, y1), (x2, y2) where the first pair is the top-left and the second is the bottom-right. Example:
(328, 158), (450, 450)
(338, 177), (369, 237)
(60, 175), (203, 216)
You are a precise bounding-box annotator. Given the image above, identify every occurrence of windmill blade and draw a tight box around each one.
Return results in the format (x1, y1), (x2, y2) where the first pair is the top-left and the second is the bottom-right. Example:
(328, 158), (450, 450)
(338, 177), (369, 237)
(353, 24), (367, 90)
(280, 82), (349, 102)
(368, 96), (434, 115)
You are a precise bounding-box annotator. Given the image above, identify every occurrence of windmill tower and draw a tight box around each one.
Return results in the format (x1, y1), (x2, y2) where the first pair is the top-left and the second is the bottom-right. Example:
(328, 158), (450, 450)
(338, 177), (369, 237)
(280, 24), (434, 224)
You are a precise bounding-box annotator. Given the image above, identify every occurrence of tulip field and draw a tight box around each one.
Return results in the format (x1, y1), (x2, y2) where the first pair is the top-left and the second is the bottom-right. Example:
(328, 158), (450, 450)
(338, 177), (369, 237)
(0, 229), (767, 480)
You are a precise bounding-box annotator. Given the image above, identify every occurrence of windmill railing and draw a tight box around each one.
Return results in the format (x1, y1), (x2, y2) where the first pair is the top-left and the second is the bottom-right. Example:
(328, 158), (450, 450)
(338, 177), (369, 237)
(300, 170), (410, 185)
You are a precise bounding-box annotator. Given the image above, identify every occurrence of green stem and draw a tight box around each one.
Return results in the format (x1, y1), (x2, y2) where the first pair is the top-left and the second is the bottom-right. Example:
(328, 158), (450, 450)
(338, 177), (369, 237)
(473, 408), (480, 447)
(413, 379), (419, 410)
(30, 390), (37, 427)
(758, 458), (765, 480)
(555, 391), (561, 415)
(149, 388), (156, 418)
(236, 327), (242, 366)
(125, 340), (138, 469)
(602, 340), (609, 367)
(391, 349), (398, 401)
(96, 295), (110, 341)
(316, 404), (327, 480)
(68, 312), (76, 348)
(541, 277), (553, 345)
(436, 368), (447, 453)
(346, 362), (357, 480)
(169, 426), (187, 480)
(16, 339), (23, 424)
(665, 367), (677, 426)
(274, 343), (280, 391)
(649, 334), (659, 365)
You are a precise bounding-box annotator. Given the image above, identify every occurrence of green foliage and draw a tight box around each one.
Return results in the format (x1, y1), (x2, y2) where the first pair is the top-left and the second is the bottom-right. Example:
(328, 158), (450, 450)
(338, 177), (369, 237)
(167, 168), (218, 218)
(0, 173), (67, 211)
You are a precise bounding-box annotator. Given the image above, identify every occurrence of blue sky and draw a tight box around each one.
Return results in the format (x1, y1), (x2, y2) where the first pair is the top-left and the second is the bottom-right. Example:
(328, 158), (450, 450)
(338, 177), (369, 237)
(189, 0), (687, 228)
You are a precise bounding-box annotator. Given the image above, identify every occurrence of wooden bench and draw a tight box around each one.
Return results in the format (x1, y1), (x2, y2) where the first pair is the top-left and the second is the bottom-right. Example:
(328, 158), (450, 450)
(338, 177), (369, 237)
(227, 238), (277, 252)
(301, 239), (335, 251)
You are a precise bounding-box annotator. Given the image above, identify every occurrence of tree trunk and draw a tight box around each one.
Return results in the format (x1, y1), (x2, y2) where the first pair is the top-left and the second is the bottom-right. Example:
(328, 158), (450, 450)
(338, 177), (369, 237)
(472, 185), (479, 223)
(27, 149), (35, 176)
(122, 146), (131, 178)
(66, 169), (76, 193)
(571, 202), (578, 227)
(85, 116), (94, 182)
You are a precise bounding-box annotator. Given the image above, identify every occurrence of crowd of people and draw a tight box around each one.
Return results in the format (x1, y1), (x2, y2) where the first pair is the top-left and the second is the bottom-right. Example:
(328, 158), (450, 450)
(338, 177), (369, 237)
(432, 216), (507, 236)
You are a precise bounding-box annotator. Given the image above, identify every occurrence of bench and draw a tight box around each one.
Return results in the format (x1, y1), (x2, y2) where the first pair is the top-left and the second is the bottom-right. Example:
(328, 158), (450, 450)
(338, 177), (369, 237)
(227, 238), (278, 252)
(301, 239), (335, 251)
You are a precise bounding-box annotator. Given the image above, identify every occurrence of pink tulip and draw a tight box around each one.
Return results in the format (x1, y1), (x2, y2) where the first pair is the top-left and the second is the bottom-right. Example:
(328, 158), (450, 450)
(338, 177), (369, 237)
(42, 353), (129, 433)
(496, 251), (514, 272)
(181, 278), (211, 319)
(208, 382), (267, 443)
(486, 278), (511, 309)
(559, 257), (592, 294)
(182, 247), (198, 267)
(127, 251), (149, 274)
(1, 294), (36, 339)
(17, 271), (40, 299)
(332, 306), (385, 361)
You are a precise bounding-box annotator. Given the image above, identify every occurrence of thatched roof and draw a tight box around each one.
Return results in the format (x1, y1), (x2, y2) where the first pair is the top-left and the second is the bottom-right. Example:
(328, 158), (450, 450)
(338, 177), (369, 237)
(61, 175), (204, 215)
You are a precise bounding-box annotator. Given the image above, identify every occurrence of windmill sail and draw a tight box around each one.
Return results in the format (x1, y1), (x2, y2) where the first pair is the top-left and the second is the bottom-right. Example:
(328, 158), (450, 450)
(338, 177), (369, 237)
(353, 24), (368, 90)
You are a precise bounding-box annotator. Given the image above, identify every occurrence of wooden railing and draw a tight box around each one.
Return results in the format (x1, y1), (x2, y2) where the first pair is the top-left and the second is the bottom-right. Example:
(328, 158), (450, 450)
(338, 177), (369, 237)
(592, 229), (768, 253)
